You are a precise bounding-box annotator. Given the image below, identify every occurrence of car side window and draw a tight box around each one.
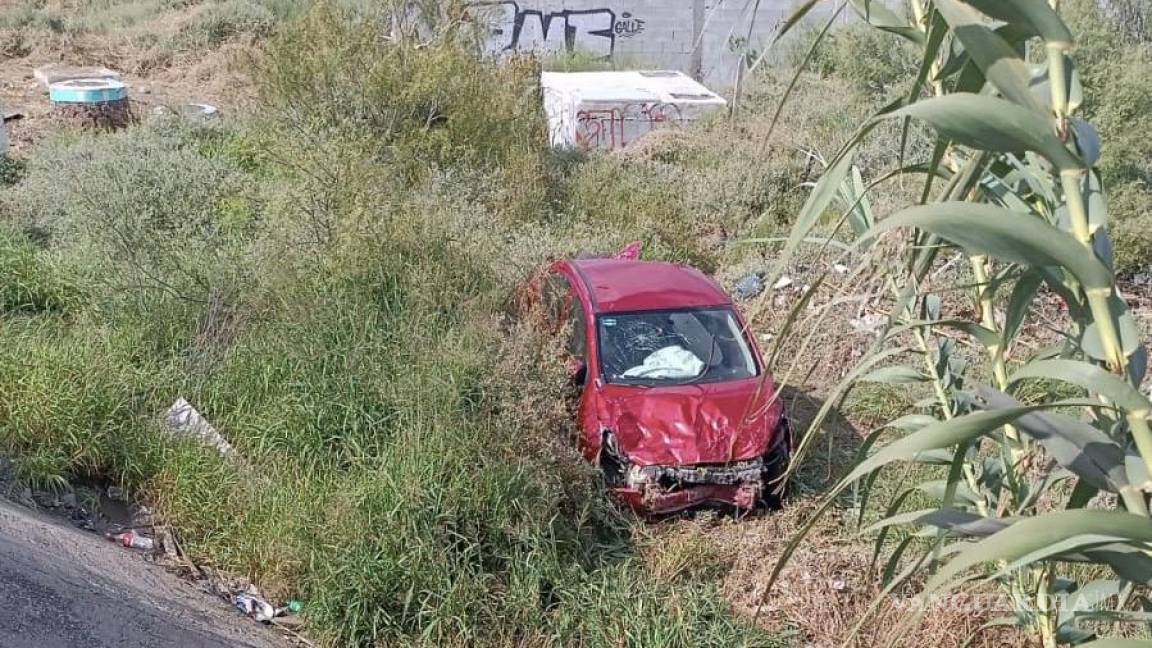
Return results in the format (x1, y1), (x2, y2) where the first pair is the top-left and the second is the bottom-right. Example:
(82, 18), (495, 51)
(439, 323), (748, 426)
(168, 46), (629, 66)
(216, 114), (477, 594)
(542, 273), (587, 359)
(568, 297), (586, 358)
(542, 274), (570, 324)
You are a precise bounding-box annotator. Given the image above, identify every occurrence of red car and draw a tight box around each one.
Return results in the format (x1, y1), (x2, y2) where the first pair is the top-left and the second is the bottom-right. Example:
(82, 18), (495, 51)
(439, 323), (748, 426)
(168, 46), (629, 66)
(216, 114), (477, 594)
(530, 252), (790, 514)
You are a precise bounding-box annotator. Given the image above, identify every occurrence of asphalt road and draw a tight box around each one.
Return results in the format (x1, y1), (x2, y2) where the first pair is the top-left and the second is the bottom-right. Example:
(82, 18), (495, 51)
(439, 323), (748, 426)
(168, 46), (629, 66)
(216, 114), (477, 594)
(0, 497), (282, 648)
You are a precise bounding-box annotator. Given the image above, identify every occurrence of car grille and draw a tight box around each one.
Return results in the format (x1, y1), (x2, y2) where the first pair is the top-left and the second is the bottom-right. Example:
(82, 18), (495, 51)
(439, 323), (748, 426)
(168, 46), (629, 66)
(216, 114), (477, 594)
(636, 459), (763, 486)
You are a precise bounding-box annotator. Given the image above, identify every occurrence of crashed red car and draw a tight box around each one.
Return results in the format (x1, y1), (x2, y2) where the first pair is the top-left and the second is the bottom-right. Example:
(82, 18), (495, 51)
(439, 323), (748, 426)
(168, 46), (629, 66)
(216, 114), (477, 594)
(529, 251), (790, 514)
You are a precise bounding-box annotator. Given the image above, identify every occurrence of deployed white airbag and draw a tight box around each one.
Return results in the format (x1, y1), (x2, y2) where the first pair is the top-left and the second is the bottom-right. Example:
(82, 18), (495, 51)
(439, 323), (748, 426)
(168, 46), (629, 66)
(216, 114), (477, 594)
(622, 345), (705, 379)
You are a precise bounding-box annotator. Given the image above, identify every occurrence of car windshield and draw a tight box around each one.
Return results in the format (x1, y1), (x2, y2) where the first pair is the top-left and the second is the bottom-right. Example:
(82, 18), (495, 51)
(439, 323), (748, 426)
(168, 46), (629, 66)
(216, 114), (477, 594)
(597, 308), (759, 385)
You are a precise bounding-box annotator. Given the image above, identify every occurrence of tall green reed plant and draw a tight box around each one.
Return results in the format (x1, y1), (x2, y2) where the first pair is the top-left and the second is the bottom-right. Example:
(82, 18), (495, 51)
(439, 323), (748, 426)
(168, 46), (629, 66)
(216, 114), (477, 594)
(758, 1), (1152, 645)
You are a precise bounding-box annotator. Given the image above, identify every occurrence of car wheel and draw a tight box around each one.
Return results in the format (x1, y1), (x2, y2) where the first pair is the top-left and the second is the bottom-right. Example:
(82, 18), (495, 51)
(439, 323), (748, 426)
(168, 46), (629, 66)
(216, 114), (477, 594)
(761, 417), (792, 508)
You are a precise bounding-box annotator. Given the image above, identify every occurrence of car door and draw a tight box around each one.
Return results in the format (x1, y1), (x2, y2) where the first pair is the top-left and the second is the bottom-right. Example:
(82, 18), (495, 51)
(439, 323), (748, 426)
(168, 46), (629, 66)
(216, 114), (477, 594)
(541, 271), (599, 451)
(541, 272), (587, 381)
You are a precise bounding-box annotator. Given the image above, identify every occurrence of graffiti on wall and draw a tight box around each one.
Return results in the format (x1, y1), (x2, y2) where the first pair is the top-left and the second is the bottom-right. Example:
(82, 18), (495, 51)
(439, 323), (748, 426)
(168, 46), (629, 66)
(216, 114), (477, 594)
(574, 102), (683, 150)
(614, 12), (644, 39)
(468, 2), (644, 58)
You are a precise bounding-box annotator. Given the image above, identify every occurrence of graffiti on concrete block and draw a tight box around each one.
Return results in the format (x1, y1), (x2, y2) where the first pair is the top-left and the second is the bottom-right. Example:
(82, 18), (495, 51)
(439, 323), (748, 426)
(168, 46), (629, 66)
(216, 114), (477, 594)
(575, 102), (684, 150)
(468, 2), (644, 58)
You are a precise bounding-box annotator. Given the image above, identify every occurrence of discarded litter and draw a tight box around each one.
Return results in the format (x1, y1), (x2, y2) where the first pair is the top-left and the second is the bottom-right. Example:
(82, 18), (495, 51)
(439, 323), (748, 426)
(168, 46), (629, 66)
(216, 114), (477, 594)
(772, 276), (794, 291)
(733, 273), (764, 300)
(234, 592), (276, 623)
(1131, 272), (1152, 287)
(614, 240), (642, 260)
(849, 313), (886, 335)
(273, 599), (305, 627)
(106, 530), (155, 551)
(151, 103), (220, 121)
(164, 398), (236, 458)
(833, 263), (849, 274)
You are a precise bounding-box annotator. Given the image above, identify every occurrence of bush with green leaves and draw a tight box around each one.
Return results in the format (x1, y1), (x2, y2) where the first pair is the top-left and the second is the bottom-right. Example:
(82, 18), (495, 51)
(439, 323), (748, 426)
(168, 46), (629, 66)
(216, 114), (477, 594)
(179, 0), (277, 46)
(5, 119), (261, 307)
(1062, 0), (1152, 275)
(800, 0), (1152, 276)
(804, 19), (920, 97)
(0, 227), (79, 314)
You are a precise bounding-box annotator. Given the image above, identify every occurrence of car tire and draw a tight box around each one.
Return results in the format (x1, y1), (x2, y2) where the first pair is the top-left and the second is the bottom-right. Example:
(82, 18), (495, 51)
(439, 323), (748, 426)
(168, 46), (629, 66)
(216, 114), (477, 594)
(761, 417), (792, 509)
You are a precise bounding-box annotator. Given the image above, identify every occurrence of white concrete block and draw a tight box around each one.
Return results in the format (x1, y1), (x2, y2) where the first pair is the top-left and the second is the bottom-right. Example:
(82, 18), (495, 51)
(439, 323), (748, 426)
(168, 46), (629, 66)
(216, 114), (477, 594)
(541, 70), (726, 151)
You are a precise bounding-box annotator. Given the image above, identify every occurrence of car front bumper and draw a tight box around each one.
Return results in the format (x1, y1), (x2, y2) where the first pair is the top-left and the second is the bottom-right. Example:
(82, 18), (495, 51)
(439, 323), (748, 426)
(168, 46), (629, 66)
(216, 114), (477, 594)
(613, 459), (764, 514)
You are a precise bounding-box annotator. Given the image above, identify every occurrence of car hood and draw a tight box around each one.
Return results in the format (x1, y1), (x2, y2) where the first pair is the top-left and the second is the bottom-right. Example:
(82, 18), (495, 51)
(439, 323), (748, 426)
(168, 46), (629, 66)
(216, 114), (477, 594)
(596, 379), (782, 466)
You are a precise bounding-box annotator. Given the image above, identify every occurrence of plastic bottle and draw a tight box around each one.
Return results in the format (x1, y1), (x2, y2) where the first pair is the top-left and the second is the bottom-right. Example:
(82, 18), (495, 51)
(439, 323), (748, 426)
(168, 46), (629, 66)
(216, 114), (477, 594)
(106, 530), (155, 550)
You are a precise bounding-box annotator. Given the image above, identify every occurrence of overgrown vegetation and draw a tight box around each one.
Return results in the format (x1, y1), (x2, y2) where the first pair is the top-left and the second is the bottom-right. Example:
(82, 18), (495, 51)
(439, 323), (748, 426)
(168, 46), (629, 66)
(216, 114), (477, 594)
(804, 0), (1152, 277)
(0, 4), (824, 645)
(4, 0), (1152, 645)
(764, 0), (1152, 646)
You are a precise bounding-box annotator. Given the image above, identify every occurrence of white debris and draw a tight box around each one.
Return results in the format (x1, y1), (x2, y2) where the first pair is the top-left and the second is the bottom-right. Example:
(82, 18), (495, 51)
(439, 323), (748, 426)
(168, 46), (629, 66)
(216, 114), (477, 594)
(849, 313), (886, 335)
(833, 263), (849, 274)
(772, 276), (794, 290)
(151, 103), (220, 120)
(163, 398), (235, 458)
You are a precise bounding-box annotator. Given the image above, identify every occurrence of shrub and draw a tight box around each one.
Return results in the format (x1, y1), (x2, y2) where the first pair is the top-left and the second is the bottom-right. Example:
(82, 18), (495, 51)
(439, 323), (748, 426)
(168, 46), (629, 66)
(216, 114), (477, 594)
(180, 0), (277, 47)
(5, 119), (260, 305)
(1110, 189), (1152, 276)
(1037, 0), (1152, 273)
(0, 156), (25, 186)
(804, 22), (919, 97)
(0, 318), (171, 487)
(257, 7), (547, 176)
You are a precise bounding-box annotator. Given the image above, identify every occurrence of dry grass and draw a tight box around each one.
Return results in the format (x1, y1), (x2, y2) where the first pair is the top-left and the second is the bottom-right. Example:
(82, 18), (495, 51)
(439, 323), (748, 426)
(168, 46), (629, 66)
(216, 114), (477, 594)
(0, 0), (261, 154)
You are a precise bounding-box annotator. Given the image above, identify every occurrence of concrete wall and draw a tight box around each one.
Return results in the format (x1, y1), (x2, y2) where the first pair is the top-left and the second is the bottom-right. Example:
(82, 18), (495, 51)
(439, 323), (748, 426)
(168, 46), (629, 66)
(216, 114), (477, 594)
(465, 0), (844, 86)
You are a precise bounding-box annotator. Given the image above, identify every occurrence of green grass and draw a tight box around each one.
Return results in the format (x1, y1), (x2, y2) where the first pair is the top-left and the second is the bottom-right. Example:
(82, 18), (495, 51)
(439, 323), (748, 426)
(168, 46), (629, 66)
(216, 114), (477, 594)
(0, 122), (777, 645)
(0, 0), (1058, 642)
(0, 6), (816, 645)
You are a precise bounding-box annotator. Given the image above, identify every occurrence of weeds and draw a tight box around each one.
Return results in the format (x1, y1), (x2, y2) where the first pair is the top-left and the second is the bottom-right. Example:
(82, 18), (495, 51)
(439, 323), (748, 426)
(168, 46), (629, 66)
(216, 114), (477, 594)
(179, 0), (277, 47)
(0, 7), (798, 645)
(0, 227), (79, 313)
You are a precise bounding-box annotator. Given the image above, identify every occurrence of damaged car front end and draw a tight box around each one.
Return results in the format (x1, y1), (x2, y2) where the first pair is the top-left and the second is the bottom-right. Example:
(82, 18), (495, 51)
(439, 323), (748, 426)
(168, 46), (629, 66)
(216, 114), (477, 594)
(620, 456), (766, 513)
(599, 412), (789, 515)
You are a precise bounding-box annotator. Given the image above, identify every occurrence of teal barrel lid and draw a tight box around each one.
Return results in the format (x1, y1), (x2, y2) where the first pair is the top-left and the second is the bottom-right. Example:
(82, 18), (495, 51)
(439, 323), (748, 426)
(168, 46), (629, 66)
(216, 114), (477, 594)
(49, 78), (128, 103)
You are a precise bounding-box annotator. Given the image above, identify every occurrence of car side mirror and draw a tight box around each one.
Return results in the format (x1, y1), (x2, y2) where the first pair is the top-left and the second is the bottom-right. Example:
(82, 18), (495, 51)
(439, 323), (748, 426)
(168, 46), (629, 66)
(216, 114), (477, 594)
(566, 358), (588, 385)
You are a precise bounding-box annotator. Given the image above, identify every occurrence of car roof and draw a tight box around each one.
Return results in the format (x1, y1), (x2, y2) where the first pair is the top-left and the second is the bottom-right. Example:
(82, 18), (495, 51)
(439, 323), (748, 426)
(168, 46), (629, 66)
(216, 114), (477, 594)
(566, 258), (732, 314)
